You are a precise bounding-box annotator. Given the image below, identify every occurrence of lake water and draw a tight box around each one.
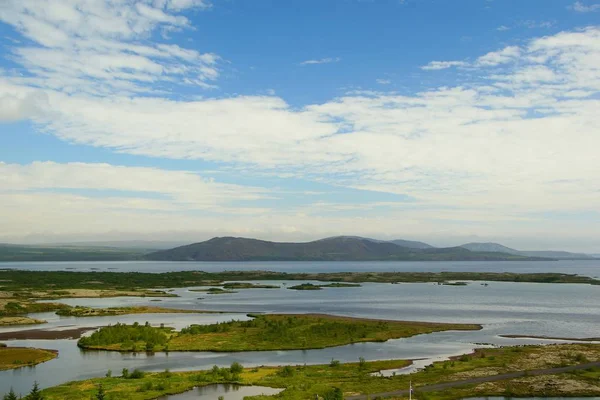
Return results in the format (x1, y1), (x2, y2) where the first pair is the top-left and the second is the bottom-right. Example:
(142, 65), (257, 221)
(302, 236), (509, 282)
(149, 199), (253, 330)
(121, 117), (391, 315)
(1, 260), (599, 395)
(156, 384), (283, 399)
(1, 259), (599, 276)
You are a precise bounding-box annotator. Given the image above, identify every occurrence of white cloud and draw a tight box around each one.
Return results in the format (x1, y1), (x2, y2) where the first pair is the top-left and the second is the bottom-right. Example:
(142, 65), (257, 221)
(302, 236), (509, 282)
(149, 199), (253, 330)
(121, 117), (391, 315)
(376, 79), (392, 85)
(497, 25), (510, 31)
(300, 57), (341, 65)
(475, 46), (521, 66)
(421, 61), (468, 70)
(2, 22), (600, 245)
(571, 1), (600, 12)
(0, 161), (270, 210)
(0, 0), (218, 95)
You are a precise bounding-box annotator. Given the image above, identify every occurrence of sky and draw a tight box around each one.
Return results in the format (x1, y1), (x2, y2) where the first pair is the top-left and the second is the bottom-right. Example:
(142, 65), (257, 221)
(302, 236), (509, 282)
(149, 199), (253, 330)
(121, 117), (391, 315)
(0, 0), (599, 252)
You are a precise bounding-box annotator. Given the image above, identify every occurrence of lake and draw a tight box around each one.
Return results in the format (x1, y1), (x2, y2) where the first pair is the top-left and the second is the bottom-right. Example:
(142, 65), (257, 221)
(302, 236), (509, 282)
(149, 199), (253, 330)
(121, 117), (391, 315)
(1, 260), (599, 395)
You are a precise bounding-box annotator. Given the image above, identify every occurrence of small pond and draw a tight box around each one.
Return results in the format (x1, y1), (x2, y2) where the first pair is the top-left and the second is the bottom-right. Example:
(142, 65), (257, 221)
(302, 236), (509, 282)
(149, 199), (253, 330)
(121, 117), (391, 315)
(156, 384), (283, 399)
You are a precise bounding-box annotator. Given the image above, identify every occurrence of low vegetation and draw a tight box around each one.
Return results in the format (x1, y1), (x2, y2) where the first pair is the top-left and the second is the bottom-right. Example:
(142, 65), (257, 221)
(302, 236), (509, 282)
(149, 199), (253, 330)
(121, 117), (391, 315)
(222, 282), (279, 289)
(55, 306), (215, 317)
(0, 347), (58, 370)
(78, 314), (481, 352)
(288, 282), (361, 290)
(29, 343), (600, 400)
(1, 270), (596, 296)
(0, 316), (45, 326)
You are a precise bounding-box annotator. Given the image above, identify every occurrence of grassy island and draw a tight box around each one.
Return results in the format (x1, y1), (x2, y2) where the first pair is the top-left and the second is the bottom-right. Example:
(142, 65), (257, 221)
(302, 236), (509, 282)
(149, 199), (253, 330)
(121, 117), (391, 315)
(77, 314), (481, 352)
(0, 346), (58, 370)
(33, 343), (600, 400)
(222, 282), (280, 289)
(288, 282), (361, 290)
(288, 283), (322, 290)
(55, 306), (219, 317)
(0, 316), (46, 326)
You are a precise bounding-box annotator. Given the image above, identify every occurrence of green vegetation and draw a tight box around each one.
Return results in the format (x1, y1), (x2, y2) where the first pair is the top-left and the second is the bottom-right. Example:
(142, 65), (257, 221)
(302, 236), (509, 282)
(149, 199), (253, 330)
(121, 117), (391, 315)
(33, 343), (600, 400)
(78, 314), (481, 352)
(55, 306), (215, 317)
(320, 282), (361, 288)
(288, 283), (322, 290)
(0, 301), (69, 317)
(79, 322), (172, 352)
(198, 288), (237, 294)
(288, 282), (361, 290)
(1, 270), (596, 296)
(0, 347), (58, 370)
(0, 316), (46, 326)
(0, 244), (145, 262)
(222, 282), (279, 289)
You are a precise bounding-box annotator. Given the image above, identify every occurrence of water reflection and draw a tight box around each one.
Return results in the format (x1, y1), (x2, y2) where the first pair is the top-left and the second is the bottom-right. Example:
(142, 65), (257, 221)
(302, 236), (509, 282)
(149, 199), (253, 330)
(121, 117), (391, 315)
(156, 384), (282, 399)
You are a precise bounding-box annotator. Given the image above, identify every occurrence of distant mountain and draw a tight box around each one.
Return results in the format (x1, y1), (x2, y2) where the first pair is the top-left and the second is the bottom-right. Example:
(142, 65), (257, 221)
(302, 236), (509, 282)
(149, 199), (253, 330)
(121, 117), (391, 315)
(460, 243), (521, 255)
(0, 244), (144, 262)
(518, 250), (595, 260)
(145, 236), (548, 262)
(460, 242), (595, 260)
(390, 239), (435, 249)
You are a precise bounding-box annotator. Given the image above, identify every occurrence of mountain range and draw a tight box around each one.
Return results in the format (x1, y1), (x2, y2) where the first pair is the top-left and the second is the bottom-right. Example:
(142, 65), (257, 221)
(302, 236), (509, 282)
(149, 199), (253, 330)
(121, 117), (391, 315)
(1, 237), (596, 262)
(145, 236), (556, 262)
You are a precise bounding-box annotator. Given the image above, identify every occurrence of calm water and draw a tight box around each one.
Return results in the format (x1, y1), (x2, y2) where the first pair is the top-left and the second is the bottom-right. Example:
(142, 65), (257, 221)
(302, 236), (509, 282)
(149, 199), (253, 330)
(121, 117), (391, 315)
(1, 261), (599, 395)
(1, 259), (599, 276)
(156, 384), (283, 399)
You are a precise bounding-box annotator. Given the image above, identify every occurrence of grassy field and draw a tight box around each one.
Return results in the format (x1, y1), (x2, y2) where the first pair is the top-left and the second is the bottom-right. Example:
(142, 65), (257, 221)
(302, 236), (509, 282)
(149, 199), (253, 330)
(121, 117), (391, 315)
(0, 346), (58, 370)
(55, 306), (223, 317)
(78, 314), (481, 352)
(34, 343), (600, 400)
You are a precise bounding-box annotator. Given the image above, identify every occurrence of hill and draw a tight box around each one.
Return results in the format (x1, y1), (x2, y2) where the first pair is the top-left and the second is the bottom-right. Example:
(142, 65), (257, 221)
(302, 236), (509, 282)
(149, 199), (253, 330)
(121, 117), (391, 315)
(0, 244), (145, 262)
(145, 237), (548, 262)
(460, 242), (594, 260)
(390, 239), (435, 249)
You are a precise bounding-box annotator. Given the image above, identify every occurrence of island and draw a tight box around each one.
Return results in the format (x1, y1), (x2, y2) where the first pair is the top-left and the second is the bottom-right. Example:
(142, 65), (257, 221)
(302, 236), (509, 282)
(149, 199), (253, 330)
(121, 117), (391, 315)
(77, 314), (482, 352)
(0, 345), (58, 370)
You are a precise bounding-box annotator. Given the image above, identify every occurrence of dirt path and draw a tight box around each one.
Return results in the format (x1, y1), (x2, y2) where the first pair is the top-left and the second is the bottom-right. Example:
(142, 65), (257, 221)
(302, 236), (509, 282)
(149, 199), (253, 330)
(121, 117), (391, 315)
(346, 361), (600, 399)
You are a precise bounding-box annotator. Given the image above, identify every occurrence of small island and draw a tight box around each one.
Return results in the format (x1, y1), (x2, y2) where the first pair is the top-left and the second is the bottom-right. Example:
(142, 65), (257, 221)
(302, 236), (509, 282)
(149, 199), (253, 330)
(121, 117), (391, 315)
(189, 288), (237, 294)
(288, 283), (322, 290)
(0, 345), (58, 370)
(77, 314), (481, 352)
(288, 282), (362, 290)
(55, 306), (221, 317)
(222, 282), (280, 289)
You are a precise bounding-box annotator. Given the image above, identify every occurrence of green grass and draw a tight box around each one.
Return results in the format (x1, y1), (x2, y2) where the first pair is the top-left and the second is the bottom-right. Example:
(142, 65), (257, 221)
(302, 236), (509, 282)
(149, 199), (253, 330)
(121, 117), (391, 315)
(0, 347), (58, 370)
(36, 344), (600, 400)
(78, 314), (481, 352)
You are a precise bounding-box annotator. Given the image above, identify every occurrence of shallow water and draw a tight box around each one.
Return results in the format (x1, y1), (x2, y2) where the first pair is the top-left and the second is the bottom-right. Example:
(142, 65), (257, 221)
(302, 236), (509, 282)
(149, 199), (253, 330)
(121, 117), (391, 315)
(2, 259), (600, 276)
(1, 260), (599, 396)
(156, 384), (283, 399)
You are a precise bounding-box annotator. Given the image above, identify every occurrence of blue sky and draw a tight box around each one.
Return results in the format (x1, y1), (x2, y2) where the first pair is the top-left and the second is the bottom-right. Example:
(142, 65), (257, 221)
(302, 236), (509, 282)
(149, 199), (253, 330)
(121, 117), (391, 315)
(0, 0), (599, 251)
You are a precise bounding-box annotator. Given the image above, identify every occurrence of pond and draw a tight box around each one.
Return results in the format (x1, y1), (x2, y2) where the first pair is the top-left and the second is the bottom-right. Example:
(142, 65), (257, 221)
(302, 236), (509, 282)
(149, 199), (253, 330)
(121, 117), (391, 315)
(156, 384), (283, 399)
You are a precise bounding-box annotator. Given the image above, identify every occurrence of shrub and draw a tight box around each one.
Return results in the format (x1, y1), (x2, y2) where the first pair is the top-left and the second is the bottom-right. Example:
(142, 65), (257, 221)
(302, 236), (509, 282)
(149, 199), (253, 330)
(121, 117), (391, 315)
(129, 369), (145, 379)
(330, 359), (340, 367)
(230, 362), (243, 374)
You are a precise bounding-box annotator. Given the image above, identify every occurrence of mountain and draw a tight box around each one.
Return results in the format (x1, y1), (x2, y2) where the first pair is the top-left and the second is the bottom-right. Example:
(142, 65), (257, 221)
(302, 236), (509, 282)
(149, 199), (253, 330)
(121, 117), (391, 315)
(460, 242), (595, 260)
(390, 239), (435, 249)
(518, 251), (595, 260)
(460, 243), (521, 255)
(145, 236), (548, 262)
